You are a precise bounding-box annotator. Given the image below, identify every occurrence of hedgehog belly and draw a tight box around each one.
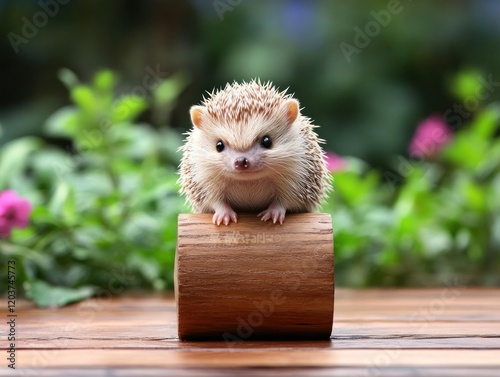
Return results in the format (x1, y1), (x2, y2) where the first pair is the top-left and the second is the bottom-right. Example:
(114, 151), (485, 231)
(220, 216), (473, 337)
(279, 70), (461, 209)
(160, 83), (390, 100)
(224, 179), (276, 213)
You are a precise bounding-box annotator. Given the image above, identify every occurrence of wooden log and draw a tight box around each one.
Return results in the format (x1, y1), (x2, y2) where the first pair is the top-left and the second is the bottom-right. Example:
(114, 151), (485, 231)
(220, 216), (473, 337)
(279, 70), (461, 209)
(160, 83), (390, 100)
(175, 213), (334, 341)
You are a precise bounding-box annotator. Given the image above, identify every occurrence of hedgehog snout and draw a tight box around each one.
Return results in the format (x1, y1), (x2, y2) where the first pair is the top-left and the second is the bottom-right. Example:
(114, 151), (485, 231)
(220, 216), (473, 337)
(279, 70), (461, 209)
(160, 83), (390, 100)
(234, 157), (250, 171)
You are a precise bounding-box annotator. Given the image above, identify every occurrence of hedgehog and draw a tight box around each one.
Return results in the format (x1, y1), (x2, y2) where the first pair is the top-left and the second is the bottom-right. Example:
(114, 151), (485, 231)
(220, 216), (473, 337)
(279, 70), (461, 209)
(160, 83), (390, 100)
(178, 80), (331, 226)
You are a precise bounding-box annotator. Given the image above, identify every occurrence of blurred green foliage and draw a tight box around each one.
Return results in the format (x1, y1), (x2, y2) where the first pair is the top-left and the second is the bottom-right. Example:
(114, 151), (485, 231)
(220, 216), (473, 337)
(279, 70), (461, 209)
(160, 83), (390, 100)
(2, 1), (500, 167)
(326, 71), (500, 286)
(0, 68), (499, 307)
(0, 70), (188, 306)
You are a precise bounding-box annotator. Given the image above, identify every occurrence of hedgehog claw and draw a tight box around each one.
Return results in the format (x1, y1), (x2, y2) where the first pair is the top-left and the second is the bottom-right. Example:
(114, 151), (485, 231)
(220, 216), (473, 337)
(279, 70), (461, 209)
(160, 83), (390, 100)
(213, 206), (238, 226)
(258, 205), (286, 225)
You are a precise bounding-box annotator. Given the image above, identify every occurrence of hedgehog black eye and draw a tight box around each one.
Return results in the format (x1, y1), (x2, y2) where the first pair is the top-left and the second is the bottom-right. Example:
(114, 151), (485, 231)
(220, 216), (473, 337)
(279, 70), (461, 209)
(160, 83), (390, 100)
(261, 135), (272, 149)
(216, 140), (225, 152)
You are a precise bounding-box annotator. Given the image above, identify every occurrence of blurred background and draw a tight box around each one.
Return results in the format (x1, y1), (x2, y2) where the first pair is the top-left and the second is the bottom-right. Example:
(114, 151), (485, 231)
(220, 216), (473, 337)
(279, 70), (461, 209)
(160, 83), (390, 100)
(1, 0), (499, 306)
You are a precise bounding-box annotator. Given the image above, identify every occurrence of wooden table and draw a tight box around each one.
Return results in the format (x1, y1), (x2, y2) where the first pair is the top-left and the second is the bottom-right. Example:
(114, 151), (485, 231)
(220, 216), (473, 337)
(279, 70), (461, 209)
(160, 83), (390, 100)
(2, 288), (499, 376)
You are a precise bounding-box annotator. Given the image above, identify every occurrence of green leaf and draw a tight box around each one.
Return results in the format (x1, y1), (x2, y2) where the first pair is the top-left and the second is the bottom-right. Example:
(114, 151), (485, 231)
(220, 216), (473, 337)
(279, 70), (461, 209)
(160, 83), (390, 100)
(154, 71), (190, 106)
(471, 105), (500, 140)
(333, 170), (379, 206)
(121, 125), (158, 159)
(0, 137), (42, 187)
(58, 68), (79, 90)
(31, 148), (71, 185)
(29, 205), (58, 225)
(49, 181), (71, 214)
(462, 180), (487, 212)
(93, 70), (117, 93)
(450, 69), (483, 101)
(71, 85), (97, 114)
(111, 95), (148, 123)
(25, 280), (95, 308)
(442, 132), (488, 170)
(0, 241), (52, 270)
(44, 106), (79, 137)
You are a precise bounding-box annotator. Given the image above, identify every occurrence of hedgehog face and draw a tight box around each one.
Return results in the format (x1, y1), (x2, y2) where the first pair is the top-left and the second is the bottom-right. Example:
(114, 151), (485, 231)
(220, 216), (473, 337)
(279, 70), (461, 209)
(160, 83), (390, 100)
(210, 133), (272, 180)
(189, 98), (301, 181)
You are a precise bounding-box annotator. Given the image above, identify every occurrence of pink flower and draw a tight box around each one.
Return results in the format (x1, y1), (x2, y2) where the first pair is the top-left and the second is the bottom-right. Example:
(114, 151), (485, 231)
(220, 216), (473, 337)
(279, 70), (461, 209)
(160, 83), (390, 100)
(409, 115), (454, 158)
(325, 151), (347, 172)
(0, 190), (32, 238)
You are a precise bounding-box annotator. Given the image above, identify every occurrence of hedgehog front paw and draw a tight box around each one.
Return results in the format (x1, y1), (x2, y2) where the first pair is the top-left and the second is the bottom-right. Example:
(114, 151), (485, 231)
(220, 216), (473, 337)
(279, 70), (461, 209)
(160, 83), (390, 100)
(258, 204), (286, 225)
(213, 205), (238, 226)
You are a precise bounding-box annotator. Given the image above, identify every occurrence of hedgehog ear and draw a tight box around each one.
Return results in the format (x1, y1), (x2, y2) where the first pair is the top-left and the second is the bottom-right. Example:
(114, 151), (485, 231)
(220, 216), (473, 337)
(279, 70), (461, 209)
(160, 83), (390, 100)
(283, 99), (300, 125)
(190, 106), (206, 128)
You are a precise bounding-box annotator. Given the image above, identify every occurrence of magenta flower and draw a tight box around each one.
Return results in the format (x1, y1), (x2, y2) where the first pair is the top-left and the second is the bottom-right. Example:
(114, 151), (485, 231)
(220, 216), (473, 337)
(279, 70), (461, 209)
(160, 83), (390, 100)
(325, 151), (347, 172)
(409, 115), (454, 158)
(0, 190), (33, 238)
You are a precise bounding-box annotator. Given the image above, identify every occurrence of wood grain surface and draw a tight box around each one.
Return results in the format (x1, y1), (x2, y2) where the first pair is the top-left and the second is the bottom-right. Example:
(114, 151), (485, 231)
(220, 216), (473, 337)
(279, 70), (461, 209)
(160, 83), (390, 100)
(1, 289), (499, 376)
(175, 213), (334, 340)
